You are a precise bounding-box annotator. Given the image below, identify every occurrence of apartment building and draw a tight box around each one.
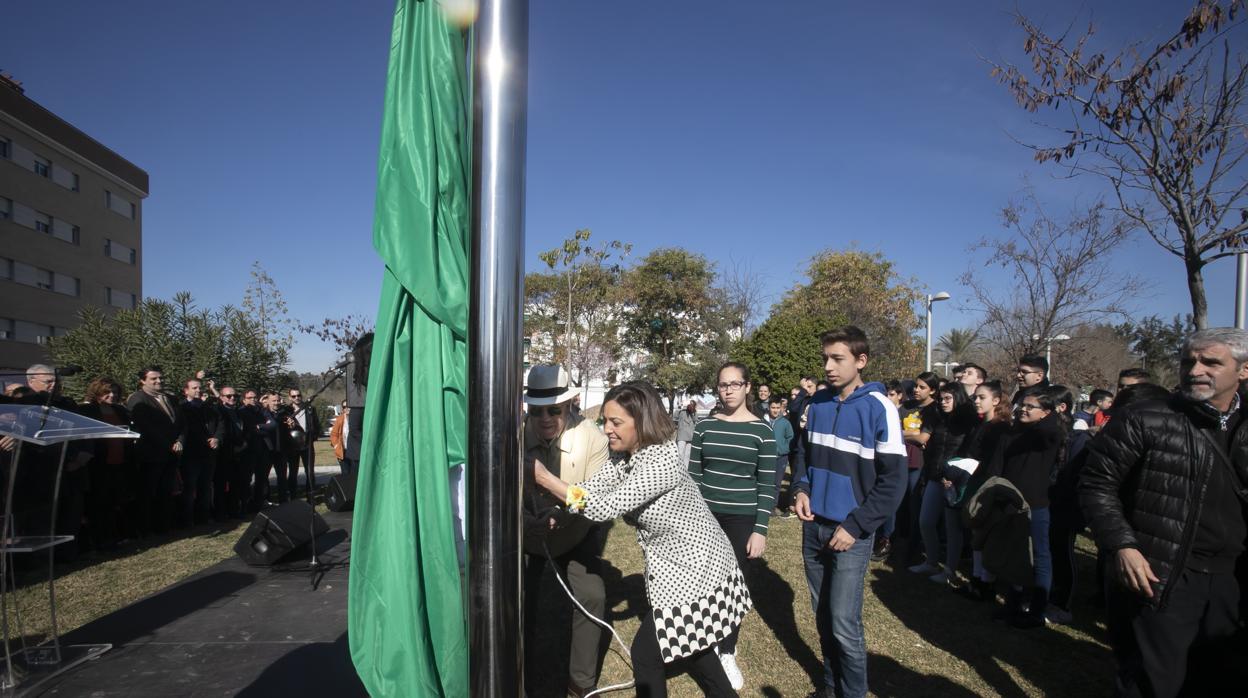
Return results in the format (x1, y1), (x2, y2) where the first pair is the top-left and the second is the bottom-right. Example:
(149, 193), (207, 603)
(0, 74), (148, 372)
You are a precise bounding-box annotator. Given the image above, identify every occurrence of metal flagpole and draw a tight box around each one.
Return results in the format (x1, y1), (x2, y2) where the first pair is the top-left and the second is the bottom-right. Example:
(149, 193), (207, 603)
(1236, 252), (1247, 329)
(468, 0), (529, 695)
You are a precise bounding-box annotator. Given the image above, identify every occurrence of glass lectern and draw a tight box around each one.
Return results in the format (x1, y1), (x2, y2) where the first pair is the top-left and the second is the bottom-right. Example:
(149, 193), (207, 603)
(0, 403), (138, 694)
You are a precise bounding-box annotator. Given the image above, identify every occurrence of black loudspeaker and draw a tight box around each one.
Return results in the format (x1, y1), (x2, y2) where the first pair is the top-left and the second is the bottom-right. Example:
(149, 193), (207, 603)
(234, 500), (329, 566)
(326, 471), (357, 512)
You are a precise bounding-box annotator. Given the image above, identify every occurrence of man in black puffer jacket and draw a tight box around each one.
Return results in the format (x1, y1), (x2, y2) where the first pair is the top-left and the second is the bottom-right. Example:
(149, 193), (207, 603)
(1080, 327), (1248, 698)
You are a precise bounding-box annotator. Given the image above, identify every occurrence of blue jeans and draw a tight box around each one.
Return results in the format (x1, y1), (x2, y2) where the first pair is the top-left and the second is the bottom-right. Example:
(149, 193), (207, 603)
(802, 520), (872, 698)
(1030, 506), (1052, 592)
(880, 468), (920, 538)
(773, 454), (790, 509)
(918, 478), (946, 567)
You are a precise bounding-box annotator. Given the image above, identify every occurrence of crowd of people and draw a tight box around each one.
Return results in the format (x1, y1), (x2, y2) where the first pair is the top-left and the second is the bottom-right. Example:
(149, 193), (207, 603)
(522, 326), (1248, 698)
(0, 364), (337, 556)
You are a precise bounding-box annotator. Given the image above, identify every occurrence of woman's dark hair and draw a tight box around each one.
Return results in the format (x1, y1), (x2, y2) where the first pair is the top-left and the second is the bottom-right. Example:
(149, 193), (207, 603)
(937, 382), (970, 411)
(1044, 385), (1075, 429)
(86, 377), (121, 404)
(603, 382), (676, 450)
(717, 361), (751, 386)
(915, 371), (940, 394)
(976, 380), (1012, 423)
(1018, 385), (1059, 412)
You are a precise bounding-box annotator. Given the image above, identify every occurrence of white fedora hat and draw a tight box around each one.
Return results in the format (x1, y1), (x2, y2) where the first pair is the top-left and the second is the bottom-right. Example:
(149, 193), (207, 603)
(524, 364), (578, 406)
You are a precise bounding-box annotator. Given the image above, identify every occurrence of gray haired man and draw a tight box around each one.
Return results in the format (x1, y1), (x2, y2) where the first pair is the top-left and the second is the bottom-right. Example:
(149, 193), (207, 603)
(1080, 328), (1248, 697)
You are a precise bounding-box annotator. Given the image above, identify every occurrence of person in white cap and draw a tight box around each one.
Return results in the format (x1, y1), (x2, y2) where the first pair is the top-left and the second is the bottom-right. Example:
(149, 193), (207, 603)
(522, 364), (610, 698)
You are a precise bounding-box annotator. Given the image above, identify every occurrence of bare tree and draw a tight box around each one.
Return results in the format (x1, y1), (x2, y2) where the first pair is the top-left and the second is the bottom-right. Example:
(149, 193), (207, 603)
(720, 256), (768, 339)
(961, 192), (1145, 361)
(990, 0), (1248, 328)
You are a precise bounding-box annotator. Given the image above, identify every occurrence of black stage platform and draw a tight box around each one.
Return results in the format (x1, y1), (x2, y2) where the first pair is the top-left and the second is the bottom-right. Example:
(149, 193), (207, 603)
(33, 510), (365, 697)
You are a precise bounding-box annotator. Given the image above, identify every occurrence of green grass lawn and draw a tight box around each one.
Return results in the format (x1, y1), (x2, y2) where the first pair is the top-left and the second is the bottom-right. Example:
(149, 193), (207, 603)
(532, 515), (1114, 697)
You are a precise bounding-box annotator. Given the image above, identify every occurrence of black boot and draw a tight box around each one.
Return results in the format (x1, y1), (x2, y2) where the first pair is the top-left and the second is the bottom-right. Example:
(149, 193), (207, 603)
(993, 586), (1024, 622)
(1009, 587), (1048, 629)
(955, 577), (993, 602)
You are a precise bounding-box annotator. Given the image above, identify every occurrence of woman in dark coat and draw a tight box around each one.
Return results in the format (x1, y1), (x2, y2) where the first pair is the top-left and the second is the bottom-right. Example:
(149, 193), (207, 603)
(910, 382), (978, 583)
(997, 385), (1065, 628)
(79, 377), (136, 548)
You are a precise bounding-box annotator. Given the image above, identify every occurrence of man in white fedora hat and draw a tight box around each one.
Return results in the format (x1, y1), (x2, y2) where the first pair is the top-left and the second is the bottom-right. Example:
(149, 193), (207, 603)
(522, 364), (610, 698)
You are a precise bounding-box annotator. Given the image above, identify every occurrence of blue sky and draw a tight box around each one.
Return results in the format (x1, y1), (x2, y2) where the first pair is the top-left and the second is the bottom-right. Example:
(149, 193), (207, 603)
(4, 0), (1240, 371)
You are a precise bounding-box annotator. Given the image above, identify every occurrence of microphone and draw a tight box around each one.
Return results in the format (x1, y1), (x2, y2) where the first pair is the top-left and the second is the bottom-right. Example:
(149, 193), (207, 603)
(58, 364), (84, 376)
(328, 357), (352, 372)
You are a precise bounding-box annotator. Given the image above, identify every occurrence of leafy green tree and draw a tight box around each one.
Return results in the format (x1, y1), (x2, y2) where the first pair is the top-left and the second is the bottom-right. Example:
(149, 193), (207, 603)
(731, 312), (826, 392)
(758, 250), (924, 382)
(937, 328), (981, 364)
(621, 248), (726, 406)
(991, 0), (1248, 328)
(1119, 314), (1192, 386)
(50, 293), (288, 400)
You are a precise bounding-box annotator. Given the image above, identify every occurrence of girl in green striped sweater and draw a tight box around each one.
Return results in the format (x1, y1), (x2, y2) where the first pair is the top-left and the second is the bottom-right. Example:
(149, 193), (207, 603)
(688, 361), (777, 689)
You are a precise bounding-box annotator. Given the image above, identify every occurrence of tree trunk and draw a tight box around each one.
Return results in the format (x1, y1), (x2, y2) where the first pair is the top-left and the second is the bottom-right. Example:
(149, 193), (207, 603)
(1185, 255), (1208, 330)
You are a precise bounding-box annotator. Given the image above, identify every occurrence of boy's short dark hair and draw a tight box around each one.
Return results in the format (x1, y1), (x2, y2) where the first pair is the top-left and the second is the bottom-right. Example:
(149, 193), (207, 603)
(768, 395), (785, 406)
(820, 325), (870, 359)
(1090, 389), (1113, 403)
(959, 362), (987, 380)
(1018, 354), (1049, 374)
(1118, 367), (1151, 381)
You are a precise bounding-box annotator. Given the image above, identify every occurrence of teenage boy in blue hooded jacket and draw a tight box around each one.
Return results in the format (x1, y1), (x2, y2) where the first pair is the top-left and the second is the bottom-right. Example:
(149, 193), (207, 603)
(793, 325), (907, 698)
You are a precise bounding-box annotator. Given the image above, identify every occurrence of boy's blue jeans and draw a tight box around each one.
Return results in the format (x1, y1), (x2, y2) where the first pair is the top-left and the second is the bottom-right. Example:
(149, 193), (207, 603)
(802, 519), (873, 698)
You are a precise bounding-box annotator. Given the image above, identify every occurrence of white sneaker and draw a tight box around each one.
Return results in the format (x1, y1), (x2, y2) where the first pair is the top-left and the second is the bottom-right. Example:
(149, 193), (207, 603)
(907, 562), (939, 575)
(928, 571), (951, 585)
(719, 651), (744, 690)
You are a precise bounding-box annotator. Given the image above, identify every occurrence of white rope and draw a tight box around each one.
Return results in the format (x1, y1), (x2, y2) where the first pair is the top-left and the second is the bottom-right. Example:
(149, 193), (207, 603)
(544, 540), (635, 697)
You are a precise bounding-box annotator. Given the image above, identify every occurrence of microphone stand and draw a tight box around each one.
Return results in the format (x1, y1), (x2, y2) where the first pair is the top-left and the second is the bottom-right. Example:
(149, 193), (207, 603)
(287, 366), (346, 590)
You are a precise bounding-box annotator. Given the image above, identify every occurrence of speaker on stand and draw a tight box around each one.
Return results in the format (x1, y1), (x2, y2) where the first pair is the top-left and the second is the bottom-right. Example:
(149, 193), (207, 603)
(234, 500), (329, 566)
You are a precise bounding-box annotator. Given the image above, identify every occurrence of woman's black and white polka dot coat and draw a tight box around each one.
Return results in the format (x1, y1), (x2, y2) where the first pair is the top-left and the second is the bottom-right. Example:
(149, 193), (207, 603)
(581, 440), (751, 660)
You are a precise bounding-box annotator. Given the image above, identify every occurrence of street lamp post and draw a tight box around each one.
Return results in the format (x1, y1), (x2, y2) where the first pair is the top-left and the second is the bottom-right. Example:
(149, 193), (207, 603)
(925, 291), (951, 372)
(1033, 333), (1072, 382)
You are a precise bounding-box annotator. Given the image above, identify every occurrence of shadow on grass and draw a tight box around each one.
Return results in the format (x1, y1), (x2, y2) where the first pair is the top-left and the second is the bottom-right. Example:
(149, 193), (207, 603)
(749, 558), (823, 686)
(870, 564), (1113, 697)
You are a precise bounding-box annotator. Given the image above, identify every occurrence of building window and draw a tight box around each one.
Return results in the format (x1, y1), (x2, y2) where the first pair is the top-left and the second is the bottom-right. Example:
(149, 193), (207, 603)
(0, 257), (11, 280)
(106, 287), (137, 309)
(0, 197), (10, 220)
(72, 173), (79, 192)
(105, 239), (137, 265)
(49, 219), (78, 245)
(0, 318), (12, 341)
(0, 137), (10, 159)
(105, 190), (135, 219)
(13, 320), (56, 345)
(33, 156), (50, 178)
(34, 267), (52, 291)
(53, 272), (79, 297)
(34, 212), (51, 233)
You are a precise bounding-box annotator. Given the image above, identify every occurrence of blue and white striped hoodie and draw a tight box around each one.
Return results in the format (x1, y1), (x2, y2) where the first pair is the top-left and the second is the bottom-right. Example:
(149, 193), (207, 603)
(792, 381), (907, 539)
